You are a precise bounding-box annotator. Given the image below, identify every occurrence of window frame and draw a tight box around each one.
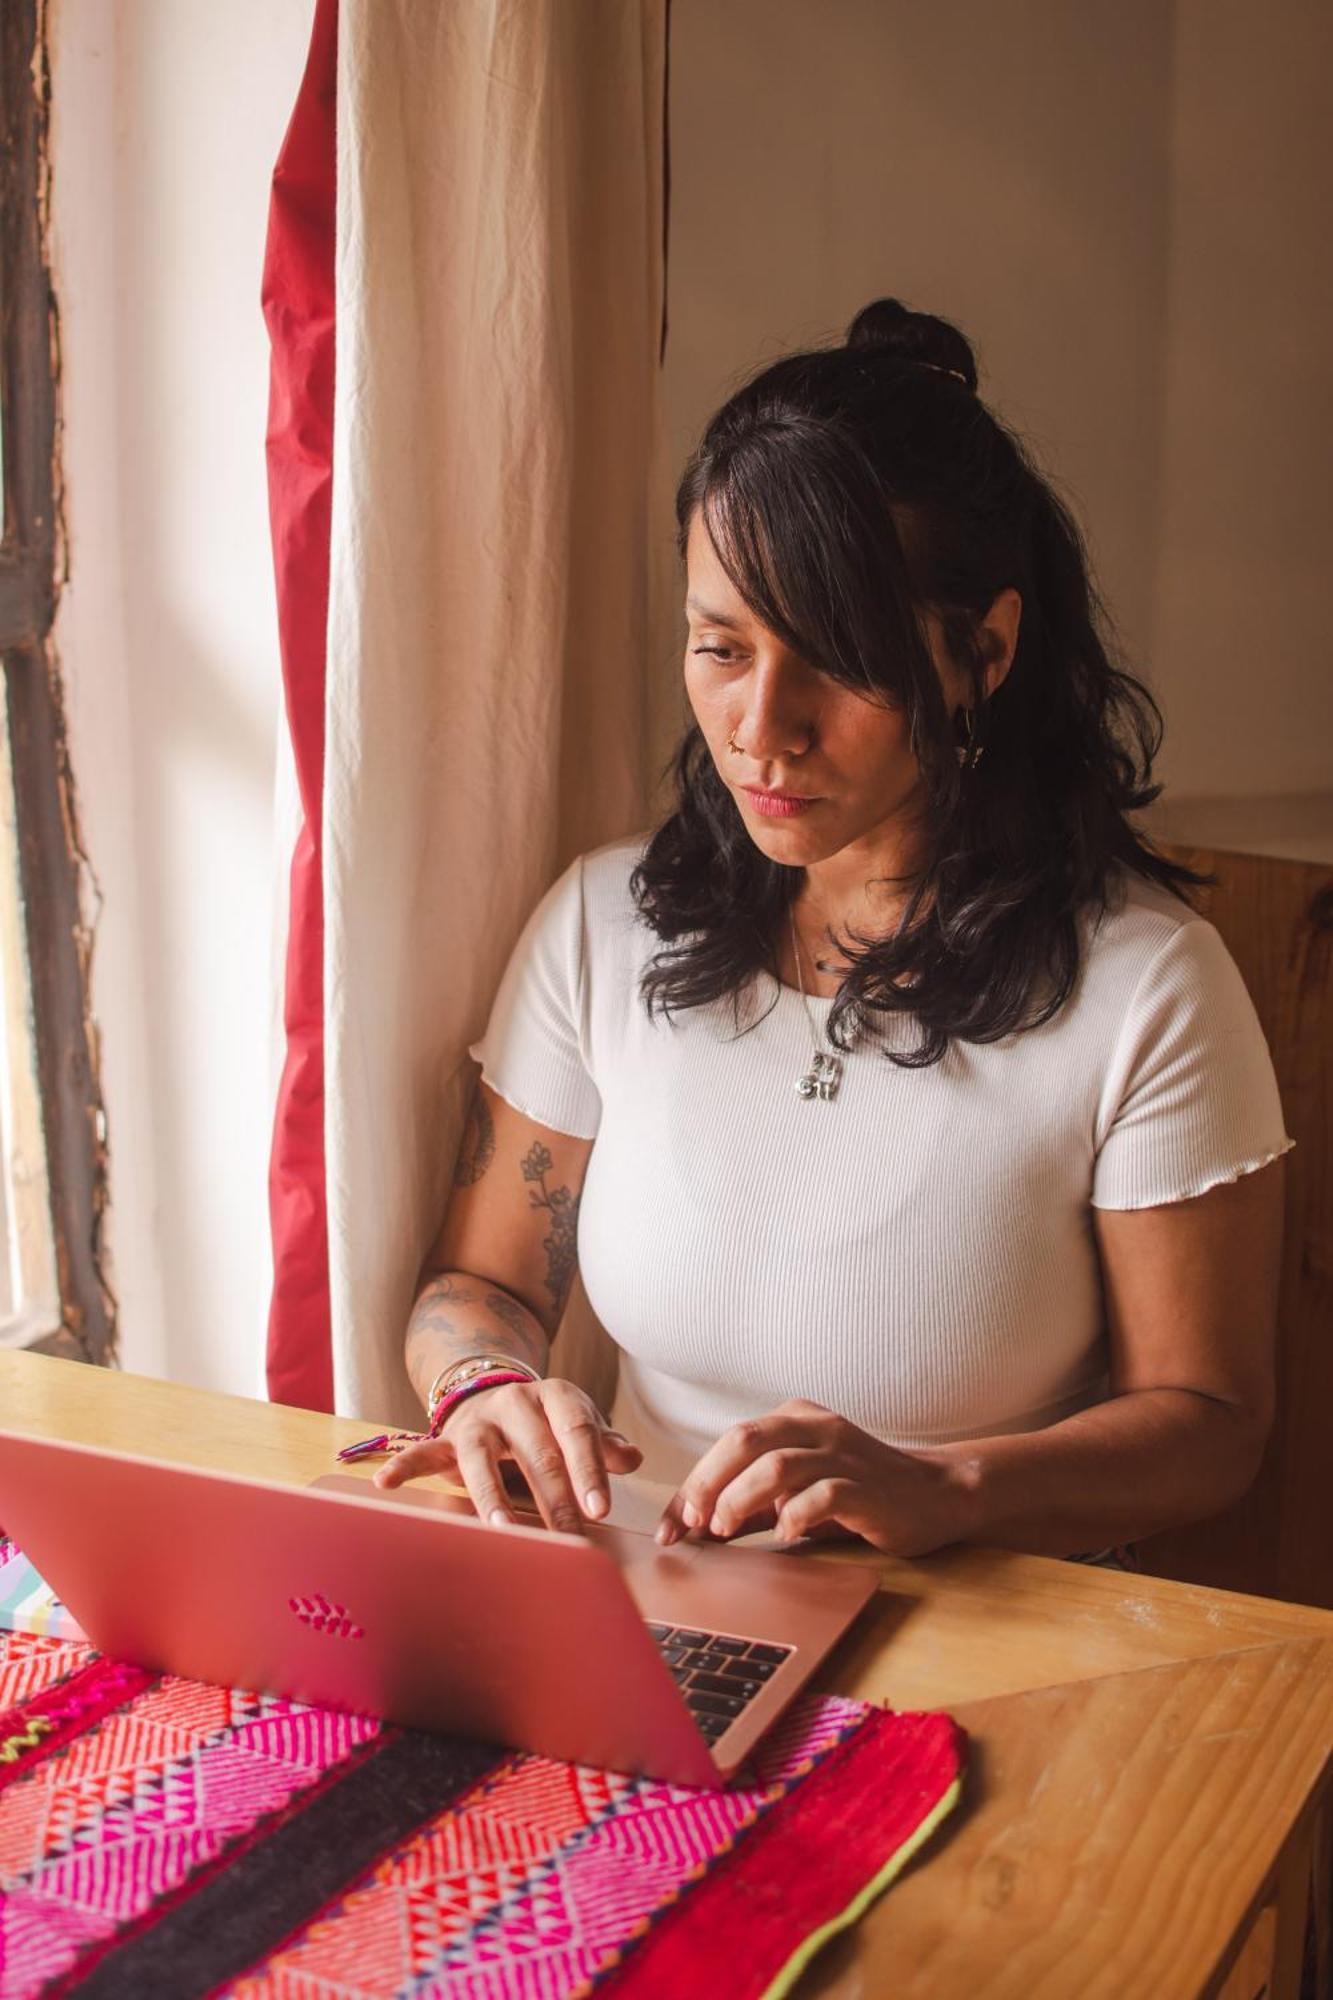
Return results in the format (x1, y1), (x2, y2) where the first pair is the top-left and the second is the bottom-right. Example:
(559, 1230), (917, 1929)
(0, 0), (114, 1365)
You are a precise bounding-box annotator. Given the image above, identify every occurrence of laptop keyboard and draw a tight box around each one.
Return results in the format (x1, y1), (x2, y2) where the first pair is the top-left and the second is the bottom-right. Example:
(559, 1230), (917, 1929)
(644, 1623), (792, 1746)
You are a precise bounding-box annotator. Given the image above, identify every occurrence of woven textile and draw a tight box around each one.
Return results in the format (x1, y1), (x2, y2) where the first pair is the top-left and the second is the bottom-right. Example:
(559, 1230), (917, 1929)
(0, 1623), (964, 1998)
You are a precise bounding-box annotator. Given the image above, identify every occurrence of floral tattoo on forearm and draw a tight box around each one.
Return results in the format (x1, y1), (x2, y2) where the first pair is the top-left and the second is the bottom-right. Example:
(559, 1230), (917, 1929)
(521, 1142), (580, 1321)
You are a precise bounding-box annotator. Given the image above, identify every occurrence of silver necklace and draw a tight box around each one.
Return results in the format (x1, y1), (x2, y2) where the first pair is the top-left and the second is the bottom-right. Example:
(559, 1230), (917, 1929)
(788, 904), (843, 1102)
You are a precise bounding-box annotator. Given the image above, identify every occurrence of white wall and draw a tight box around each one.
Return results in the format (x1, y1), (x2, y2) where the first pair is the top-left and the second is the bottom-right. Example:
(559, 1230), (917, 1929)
(49, 0), (315, 1389)
(1150, 0), (1333, 796)
(661, 0), (1332, 801)
(660, 0), (1175, 762)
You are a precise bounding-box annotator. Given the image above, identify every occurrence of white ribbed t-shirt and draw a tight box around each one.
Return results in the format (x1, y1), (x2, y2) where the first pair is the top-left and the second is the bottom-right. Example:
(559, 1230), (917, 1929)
(471, 835), (1294, 1487)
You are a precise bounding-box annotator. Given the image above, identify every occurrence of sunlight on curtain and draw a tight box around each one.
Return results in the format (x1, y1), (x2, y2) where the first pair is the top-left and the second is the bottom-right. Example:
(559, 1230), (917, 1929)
(325, 0), (669, 1422)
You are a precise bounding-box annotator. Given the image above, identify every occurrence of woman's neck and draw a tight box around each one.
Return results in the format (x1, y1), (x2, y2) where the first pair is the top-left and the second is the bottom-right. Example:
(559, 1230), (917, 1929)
(780, 827), (922, 999)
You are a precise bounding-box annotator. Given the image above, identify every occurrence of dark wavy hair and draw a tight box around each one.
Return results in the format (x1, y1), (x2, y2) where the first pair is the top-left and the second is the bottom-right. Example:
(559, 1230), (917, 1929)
(631, 297), (1208, 1067)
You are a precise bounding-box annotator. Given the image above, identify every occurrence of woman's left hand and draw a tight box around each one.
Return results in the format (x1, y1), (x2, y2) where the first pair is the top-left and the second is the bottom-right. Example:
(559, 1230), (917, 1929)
(655, 1399), (970, 1557)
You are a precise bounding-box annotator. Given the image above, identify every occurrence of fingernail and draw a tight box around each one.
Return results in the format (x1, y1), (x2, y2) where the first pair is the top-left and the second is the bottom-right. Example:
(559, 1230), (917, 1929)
(709, 1514), (726, 1537)
(584, 1490), (607, 1519)
(681, 1501), (700, 1529)
(656, 1520), (678, 1546)
(488, 1508), (511, 1526)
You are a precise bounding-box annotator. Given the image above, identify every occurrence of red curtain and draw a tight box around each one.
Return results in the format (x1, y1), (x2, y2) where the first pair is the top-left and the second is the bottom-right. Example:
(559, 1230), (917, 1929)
(262, 0), (338, 1410)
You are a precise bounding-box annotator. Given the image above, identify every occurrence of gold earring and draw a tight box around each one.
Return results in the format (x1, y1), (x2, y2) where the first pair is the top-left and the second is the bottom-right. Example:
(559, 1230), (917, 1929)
(955, 708), (985, 770)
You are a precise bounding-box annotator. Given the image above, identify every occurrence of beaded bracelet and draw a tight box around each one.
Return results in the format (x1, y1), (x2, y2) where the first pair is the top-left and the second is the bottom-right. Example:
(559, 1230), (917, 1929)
(426, 1351), (541, 1411)
(335, 1368), (536, 1464)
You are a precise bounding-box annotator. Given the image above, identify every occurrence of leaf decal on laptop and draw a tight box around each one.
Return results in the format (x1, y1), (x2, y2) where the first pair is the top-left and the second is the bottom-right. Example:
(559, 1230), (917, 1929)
(288, 1593), (365, 1640)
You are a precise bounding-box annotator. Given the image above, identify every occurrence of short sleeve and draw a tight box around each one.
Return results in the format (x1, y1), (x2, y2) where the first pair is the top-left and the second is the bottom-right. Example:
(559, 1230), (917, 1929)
(468, 856), (602, 1140)
(1091, 918), (1294, 1209)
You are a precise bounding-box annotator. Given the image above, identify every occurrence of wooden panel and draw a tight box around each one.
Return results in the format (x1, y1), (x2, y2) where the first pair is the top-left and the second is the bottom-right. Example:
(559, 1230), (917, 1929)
(1138, 845), (1333, 1608)
(804, 1640), (1333, 2000)
(812, 1543), (1333, 1712)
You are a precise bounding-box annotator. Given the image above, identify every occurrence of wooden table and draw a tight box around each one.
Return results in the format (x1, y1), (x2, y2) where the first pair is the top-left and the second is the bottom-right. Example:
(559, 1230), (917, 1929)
(3, 1351), (1330, 1999)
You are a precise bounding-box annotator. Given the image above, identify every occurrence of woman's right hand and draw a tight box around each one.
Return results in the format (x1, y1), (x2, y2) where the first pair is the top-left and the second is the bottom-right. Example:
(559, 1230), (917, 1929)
(373, 1377), (643, 1534)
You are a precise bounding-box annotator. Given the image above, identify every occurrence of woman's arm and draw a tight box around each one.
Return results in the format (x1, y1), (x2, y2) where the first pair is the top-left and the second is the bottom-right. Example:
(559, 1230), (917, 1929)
(926, 1150), (1283, 1554)
(657, 1158), (1284, 1556)
(379, 1077), (641, 1529)
(401, 1078), (582, 1407)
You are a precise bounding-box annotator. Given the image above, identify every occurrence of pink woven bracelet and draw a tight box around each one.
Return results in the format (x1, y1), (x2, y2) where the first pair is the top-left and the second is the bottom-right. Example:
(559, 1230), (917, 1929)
(427, 1369), (535, 1439)
(334, 1369), (537, 1464)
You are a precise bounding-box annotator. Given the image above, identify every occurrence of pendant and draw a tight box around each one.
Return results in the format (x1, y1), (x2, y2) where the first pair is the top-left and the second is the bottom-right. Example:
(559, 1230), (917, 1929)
(795, 1050), (843, 1102)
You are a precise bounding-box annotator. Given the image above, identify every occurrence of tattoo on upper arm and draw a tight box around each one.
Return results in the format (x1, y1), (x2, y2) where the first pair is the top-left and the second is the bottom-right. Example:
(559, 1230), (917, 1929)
(521, 1142), (581, 1321)
(485, 1289), (535, 1343)
(453, 1088), (496, 1187)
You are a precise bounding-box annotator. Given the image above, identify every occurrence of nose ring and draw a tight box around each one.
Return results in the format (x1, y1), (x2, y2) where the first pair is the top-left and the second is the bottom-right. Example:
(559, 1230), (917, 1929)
(727, 731), (746, 756)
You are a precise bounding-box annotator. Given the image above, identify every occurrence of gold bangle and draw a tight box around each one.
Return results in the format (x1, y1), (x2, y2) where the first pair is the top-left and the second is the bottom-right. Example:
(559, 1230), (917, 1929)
(426, 1352), (541, 1415)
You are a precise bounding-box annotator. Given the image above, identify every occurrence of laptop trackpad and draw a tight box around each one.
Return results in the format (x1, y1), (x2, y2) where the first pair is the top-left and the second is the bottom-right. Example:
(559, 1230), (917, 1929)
(596, 1521), (876, 1653)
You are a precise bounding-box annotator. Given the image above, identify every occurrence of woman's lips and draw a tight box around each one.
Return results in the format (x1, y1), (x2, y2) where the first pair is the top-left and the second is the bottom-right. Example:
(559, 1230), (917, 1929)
(739, 787), (819, 819)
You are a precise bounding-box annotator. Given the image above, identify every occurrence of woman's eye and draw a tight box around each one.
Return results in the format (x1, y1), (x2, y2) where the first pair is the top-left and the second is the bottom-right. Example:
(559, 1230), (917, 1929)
(690, 645), (738, 663)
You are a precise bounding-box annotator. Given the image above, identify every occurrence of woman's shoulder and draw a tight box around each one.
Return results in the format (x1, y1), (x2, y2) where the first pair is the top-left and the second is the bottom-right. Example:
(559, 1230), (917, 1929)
(496, 832), (651, 993)
(1075, 865), (1238, 1027)
(524, 832), (649, 938)
(577, 829), (653, 906)
(573, 830), (655, 956)
(1087, 865), (1214, 954)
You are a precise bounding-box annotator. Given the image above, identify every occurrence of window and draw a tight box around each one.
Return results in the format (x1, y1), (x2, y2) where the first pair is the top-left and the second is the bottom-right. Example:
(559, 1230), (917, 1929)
(0, 0), (112, 1362)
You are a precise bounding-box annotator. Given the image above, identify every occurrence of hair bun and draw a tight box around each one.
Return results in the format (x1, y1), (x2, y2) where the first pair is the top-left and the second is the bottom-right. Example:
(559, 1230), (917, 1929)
(845, 297), (978, 392)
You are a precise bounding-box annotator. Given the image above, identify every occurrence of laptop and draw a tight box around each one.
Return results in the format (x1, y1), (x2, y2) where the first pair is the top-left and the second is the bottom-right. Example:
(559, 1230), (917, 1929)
(0, 1430), (877, 1788)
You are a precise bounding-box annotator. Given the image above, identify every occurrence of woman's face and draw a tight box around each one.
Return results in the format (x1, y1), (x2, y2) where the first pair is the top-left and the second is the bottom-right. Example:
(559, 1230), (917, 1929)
(682, 509), (977, 877)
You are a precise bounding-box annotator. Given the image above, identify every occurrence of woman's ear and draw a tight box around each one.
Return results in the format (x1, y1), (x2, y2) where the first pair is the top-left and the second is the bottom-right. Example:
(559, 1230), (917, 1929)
(979, 587), (1022, 698)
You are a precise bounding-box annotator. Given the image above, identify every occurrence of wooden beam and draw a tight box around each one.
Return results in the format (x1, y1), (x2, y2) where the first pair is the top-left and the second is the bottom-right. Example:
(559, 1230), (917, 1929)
(0, 0), (115, 1366)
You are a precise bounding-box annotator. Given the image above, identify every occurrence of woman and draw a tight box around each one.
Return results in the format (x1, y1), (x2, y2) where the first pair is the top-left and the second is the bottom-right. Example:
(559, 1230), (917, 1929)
(377, 298), (1291, 1564)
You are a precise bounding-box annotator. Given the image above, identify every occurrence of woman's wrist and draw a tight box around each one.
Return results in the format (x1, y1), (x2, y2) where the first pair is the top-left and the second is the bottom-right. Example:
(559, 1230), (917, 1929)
(405, 1271), (550, 1421)
(428, 1368), (537, 1438)
(910, 1444), (986, 1549)
(426, 1351), (542, 1415)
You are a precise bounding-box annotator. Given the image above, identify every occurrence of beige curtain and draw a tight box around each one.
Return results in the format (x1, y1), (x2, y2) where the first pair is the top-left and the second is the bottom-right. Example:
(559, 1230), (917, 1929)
(326, 0), (670, 1424)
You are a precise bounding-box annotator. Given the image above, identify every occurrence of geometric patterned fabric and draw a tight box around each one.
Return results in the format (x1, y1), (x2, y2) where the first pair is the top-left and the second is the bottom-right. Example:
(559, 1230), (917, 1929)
(0, 1609), (964, 1997)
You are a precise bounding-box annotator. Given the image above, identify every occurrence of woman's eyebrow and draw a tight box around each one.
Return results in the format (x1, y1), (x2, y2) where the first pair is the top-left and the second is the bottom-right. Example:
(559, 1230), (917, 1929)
(684, 597), (744, 629)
